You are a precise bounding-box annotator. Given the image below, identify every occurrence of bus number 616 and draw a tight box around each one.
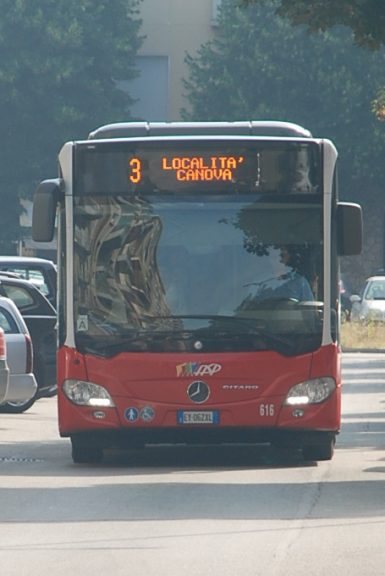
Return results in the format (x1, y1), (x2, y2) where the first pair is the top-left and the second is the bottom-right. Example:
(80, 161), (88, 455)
(260, 403), (275, 417)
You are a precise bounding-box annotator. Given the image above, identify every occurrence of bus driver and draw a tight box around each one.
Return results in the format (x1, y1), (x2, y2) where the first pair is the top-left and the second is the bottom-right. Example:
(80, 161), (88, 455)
(240, 245), (314, 310)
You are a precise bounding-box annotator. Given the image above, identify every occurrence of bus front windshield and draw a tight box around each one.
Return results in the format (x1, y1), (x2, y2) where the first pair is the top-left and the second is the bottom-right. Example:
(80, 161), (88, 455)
(73, 195), (323, 356)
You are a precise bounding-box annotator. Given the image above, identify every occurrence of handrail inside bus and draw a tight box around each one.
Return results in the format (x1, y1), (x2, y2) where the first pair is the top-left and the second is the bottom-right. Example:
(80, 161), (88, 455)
(88, 121), (312, 140)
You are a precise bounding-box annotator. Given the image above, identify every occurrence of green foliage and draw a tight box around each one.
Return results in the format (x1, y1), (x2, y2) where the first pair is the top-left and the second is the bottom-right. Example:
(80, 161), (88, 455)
(183, 0), (385, 207)
(0, 0), (143, 252)
(240, 1), (385, 122)
(240, 0), (385, 50)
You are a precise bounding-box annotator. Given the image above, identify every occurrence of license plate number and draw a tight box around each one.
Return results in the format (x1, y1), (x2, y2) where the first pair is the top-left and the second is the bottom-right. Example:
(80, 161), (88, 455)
(177, 410), (220, 425)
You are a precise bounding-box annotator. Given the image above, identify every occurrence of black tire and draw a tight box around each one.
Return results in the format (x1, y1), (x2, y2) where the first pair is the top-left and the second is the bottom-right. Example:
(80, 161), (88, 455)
(0, 389), (38, 413)
(302, 438), (335, 462)
(42, 385), (57, 398)
(71, 436), (104, 464)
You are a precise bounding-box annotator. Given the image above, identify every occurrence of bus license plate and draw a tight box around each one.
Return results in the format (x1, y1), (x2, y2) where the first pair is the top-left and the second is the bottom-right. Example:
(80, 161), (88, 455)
(177, 410), (220, 425)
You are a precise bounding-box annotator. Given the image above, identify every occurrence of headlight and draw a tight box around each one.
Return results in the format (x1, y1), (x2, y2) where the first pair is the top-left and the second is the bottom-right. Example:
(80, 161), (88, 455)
(284, 377), (336, 406)
(62, 379), (115, 407)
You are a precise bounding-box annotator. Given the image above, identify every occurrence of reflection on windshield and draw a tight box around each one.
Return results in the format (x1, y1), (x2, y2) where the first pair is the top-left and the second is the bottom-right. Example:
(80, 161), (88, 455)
(73, 195), (323, 355)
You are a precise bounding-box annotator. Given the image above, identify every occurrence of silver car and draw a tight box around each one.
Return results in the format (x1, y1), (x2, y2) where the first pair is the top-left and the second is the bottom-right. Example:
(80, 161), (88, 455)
(0, 327), (10, 404)
(351, 276), (385, 322)
(0, 296), (37, 412)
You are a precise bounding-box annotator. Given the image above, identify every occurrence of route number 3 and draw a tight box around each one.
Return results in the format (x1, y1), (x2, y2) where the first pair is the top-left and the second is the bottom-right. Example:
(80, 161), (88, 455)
(259, 403), (275, 417)
(129, 158), (142, 183)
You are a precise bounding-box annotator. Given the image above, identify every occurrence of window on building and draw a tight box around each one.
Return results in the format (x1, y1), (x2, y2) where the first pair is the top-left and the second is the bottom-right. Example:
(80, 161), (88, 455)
(126, 56), (169, 121)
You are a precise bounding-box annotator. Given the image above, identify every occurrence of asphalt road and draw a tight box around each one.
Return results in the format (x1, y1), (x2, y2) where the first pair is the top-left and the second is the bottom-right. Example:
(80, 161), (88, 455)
(0, 352), (384, 576)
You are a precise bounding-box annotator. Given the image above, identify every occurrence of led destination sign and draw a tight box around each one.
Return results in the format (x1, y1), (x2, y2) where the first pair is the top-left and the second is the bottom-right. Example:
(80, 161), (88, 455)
(129, 155), (246, 184)
(76, 141), (321, 196)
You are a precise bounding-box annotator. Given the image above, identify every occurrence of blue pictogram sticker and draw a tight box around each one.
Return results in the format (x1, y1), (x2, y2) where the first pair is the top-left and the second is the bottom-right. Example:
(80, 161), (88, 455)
(140, 406), (155, 422)
(125, 407), (139, 422)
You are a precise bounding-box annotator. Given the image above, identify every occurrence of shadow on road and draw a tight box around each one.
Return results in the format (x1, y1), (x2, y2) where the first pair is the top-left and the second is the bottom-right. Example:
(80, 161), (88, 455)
(0, 439), (315, 476)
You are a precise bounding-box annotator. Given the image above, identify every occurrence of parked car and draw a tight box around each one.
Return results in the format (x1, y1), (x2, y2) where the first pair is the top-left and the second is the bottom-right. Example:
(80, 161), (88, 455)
(0, 326), (10, 405)
(0, 275), (56, 401)
(350, 276), (385, 322)
(0, 256), (57, 307)
(0, 297), (37, 412)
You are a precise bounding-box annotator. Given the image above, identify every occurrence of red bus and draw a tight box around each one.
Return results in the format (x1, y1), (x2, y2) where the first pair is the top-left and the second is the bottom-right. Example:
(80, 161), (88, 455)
(32, 121), (362, 463)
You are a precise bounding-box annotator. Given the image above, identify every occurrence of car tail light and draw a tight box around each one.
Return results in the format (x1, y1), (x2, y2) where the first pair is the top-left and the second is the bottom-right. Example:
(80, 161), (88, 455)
(0, 327), (6, 361)
(0, 328), (7, 371)
(25, 333), (33, 373)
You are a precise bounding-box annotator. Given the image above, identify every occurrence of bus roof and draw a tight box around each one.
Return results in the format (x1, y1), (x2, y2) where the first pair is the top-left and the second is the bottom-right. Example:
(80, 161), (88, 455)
(88, 121), (312, 140)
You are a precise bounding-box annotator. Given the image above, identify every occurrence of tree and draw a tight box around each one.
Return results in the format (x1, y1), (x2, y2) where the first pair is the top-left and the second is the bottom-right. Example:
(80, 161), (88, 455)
(240, 0), (385, 49)
(240, 0), (385, 118)
(182, 0), (385, 208)
(0, 0), (143, 252)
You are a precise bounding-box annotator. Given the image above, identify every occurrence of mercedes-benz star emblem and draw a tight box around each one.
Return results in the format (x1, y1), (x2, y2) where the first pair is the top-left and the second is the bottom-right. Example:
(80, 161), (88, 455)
(187, 380), (210, 404)
(194, 340), (203, 350)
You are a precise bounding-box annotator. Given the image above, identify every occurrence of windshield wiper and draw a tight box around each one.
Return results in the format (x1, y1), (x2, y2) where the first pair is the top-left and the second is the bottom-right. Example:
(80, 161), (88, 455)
(147, 315), (296, 355)
(76, 331), (149, 355)
(76, 315), (301, 356)
(76, 327), (196, 356)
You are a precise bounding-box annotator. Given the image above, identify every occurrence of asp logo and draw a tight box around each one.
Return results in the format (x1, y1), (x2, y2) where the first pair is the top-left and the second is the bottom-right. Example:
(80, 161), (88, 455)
(176, 362), (222, 377)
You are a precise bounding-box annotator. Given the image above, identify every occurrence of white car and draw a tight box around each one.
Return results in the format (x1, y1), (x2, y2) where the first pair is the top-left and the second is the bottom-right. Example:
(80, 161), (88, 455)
(0, 296), (37, 412)
(0, 327), (10, 404)
(351, 276), (385, 322)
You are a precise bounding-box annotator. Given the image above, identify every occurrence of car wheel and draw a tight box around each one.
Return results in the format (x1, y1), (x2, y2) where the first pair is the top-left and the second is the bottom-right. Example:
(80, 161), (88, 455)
(0, 389), (39, 413)
(71, 436), (104, 464)
(42, 385), (57, 398)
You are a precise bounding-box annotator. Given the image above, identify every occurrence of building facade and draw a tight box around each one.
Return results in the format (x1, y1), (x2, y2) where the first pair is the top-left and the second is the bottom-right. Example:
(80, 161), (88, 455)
(130, 0), (221, 121)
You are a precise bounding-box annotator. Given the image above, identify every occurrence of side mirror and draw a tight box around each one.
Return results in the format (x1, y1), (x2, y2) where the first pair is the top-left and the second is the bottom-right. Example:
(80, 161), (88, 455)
(32, 179), (62, 242)
(350, 294), (361, 303)
(337, 202), (363, 256)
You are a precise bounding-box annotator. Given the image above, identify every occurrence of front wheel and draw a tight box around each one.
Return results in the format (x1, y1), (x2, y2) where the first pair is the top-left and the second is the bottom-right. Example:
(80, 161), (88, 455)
(302, 437), (335, 461)
(71, 436), (104, 464)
